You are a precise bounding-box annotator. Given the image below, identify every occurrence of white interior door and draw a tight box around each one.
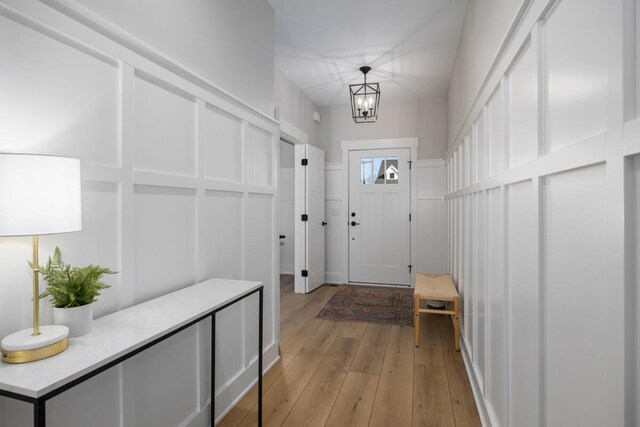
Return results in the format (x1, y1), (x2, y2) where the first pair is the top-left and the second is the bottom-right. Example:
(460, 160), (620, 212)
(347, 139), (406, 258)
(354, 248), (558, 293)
(296, 144), (325, 293)
(348, 148), (411, 286)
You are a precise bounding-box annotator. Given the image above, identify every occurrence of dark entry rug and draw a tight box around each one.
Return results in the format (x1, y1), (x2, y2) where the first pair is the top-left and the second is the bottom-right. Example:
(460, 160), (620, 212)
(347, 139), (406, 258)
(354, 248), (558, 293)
(317, 285), (414, 325)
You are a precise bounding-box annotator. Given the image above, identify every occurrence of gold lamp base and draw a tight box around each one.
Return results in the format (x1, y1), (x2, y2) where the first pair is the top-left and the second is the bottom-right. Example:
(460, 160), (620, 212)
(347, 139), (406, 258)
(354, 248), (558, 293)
(1, 325), (69, 364)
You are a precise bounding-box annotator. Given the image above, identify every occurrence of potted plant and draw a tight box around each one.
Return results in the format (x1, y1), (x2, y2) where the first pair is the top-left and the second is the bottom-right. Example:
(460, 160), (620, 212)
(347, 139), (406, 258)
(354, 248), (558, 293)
(35, 247), (116, 337)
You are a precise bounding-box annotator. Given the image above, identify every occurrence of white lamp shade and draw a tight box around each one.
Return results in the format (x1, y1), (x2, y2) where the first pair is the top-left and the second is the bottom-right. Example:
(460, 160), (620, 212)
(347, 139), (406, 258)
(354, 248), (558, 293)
(0, 154), (82, 236)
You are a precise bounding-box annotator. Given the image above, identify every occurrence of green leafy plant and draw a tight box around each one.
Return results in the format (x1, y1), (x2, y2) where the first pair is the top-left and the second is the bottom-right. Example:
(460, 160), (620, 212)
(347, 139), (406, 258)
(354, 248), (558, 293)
(33, 247), (117, 309)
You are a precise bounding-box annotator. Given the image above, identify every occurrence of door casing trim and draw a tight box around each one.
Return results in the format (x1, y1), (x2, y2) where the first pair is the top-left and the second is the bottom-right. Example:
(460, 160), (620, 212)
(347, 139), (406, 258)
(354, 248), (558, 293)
(340, 137), (419, 287)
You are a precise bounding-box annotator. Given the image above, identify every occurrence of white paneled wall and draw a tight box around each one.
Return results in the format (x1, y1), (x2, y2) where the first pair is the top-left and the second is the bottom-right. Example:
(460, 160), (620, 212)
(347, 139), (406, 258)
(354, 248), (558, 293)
(445, 0), (638, 425)
(324, 159), (446, 284)
(0, 2), (278, 426)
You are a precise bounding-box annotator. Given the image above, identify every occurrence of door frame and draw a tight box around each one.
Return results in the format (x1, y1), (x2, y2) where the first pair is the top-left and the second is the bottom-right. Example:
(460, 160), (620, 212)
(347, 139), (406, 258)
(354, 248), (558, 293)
(279, 119), (308, 294)
(340, 137), (418, 287)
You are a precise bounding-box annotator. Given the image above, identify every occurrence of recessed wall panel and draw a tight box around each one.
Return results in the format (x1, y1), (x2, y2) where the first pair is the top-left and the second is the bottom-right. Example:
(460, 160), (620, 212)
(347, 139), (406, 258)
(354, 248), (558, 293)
(545, 0), (606, 152)
(134, 75), (196, 176)
(49, 368), (120, 427)
(203, 106), (242, 182)
(476, 112), (487, 181)
(544, 164), (607, 426)
(473, 191), (486, 390)
(417, 200), (445, 273)
(487, 188), (506, 426)
(0, 15), (119, 166)
(246, 125), (273, 186)
(202, 190), (243, 280)
(507, 180), (539, 427)
(244, 194), (274, 347)
(417, 166), (444, 198)
(123, 327), (198, 427)
(44, 181), (120, 318)
(134, 185), (196, 303)
(488, 86), (505, 177)
(508, 41), (537, 167)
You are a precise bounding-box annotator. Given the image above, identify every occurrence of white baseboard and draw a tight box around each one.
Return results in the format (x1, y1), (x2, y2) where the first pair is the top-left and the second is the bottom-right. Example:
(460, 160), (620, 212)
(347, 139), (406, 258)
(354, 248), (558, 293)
(460, 339), (492, 427)
(279, 265), (294, 275)
(185, 340), (279, 426)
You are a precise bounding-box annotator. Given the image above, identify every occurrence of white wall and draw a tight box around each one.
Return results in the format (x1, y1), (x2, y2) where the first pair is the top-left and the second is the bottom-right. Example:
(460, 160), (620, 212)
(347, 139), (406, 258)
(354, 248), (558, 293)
(274, 68), (321, 148)
(324, 159), (446, 284)
(63, 0), (275, 115)
(0, 1), (278, 426)
(446, 0), (524, 149)
(278, 141), (295, 274)
(319, 97), (448, 163)
(445, 0), (636, 426)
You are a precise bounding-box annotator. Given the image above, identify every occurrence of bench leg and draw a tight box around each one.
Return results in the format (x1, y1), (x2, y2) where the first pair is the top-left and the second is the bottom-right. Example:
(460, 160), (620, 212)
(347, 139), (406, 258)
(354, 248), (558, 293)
(453, 296), (460, 351)
(414, 293), (420, 347)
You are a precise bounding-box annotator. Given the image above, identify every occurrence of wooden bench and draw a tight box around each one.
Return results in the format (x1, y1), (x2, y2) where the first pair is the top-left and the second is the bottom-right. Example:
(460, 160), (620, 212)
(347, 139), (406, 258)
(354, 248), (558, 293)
(414, 273), (460, 351)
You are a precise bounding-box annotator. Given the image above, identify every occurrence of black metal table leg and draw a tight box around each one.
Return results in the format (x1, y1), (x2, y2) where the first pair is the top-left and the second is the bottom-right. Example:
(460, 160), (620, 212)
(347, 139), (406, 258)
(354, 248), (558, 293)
(33, 399), (45, 427)
(211, 312), (216, 426)
(258, 287), (263, 427)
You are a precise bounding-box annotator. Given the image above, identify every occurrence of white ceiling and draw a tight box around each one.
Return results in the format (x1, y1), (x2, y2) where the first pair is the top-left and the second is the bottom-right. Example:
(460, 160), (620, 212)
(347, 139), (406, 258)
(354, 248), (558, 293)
(268, 0), (468, 107)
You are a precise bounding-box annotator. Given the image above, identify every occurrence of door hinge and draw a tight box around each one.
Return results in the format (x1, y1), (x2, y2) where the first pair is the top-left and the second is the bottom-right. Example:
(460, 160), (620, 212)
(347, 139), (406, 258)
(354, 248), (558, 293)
(409, 213), (412, 222)
(301, 158), (308, 166)
(301, 270), (308, 277)
(408, 265), (413, 273)
(408, 160), (413, 170)
(301, 214), (308, 221)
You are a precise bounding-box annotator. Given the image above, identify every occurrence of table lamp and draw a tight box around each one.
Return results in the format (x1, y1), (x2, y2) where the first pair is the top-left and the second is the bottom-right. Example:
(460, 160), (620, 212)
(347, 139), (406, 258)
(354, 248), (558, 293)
(0, 154), (82, 363)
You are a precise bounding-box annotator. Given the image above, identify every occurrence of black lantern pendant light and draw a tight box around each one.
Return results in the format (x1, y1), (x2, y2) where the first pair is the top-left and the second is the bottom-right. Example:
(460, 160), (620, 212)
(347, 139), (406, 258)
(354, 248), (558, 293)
(349, 66), (381, 123)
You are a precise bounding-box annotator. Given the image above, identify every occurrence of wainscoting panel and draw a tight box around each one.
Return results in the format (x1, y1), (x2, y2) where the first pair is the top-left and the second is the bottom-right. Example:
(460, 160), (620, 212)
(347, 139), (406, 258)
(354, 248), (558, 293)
(506, 180), (539, 427)
(487, 187), (506, 427)
(202, 190), (244, 280)
(544, 0), (607, 153)
(488, 85), (505, 178)
(507, 40), (537, 168)
(133, 73), (197, 177)
(246, 125), (274, 187)
(122, 326), (199, 427)
(0, 13), (120, 167)
(203, 105), (243, 183)
(444, 0), (628, 424)
(48, 367), (121, 427)
(543, 164), (608, 426)
(133, 186), (197, 304)
(0, 2), (279, 425)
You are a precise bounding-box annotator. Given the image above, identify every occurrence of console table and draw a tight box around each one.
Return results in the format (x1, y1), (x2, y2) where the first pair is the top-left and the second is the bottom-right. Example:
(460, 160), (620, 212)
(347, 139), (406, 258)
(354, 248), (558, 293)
(0, 278), (264, 427)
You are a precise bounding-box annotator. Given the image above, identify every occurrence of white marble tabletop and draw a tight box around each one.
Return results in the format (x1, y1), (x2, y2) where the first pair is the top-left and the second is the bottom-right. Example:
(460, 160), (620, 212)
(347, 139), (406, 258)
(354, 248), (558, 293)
(0, 278), (262, 399)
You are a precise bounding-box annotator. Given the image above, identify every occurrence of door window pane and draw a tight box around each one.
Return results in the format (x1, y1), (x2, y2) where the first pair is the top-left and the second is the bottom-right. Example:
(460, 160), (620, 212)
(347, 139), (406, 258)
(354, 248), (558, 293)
(360, 156), (400, 184)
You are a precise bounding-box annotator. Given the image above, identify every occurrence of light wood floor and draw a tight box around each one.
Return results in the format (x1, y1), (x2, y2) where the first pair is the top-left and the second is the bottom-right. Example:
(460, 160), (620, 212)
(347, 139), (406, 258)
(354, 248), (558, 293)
(219, 275), (481, 427)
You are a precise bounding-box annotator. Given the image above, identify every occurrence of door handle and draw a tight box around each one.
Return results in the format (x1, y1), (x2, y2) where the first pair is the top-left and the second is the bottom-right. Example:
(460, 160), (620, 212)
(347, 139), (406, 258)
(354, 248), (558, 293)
(351, 221), (360, 227)
(279, 235), (286, 239)
(322, 221), (327, 226)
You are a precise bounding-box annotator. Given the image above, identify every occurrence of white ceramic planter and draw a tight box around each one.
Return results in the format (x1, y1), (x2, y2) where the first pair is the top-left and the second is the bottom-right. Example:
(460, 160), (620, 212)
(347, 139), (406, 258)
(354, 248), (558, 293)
(53, 304), (93, 338)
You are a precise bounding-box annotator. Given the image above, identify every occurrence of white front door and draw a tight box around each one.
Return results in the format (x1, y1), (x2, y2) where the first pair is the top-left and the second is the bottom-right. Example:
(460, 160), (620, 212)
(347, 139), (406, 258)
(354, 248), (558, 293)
(348, 148), (411, 286)
(303, 144), (325, 292)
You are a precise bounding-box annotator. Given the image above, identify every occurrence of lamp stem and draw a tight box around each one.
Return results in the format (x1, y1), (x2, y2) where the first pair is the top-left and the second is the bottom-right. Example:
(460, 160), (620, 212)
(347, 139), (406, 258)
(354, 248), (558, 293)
(32, 235), (40, 336)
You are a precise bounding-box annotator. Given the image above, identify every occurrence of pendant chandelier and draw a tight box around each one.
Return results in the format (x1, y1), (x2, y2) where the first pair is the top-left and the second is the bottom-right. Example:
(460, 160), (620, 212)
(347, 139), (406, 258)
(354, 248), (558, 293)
(349, 66), (381, 123)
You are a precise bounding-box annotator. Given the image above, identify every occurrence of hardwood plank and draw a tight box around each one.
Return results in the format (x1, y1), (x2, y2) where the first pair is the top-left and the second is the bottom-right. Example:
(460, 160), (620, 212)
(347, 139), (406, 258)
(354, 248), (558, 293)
(280, 318), (324, 354)
(438, 316), (482, 427)
(218, 352), (296, 427)
(350, 323), (391, 374)
(325, 372), (379, 427)
(238, 320), (342, 427)
(413, 365), (455, 427)
(370, 325), (414, 427)
(415, 313), (446, 367)
(339, 321), (368, 339)
(282, 337), (361, 427)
